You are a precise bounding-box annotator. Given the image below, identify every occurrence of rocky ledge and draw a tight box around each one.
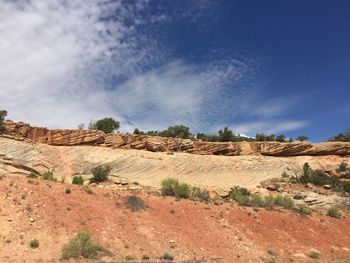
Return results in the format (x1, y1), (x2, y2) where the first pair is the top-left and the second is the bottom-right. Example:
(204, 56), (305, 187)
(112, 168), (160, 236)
(2, 121), (350, 157)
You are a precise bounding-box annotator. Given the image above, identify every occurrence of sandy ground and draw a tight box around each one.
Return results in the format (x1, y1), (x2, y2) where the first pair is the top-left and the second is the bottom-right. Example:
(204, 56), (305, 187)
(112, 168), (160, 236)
(0, 176), (350, 263)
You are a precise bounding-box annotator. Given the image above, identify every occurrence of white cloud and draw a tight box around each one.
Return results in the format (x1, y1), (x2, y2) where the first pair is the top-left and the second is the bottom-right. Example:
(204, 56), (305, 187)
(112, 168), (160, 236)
(231, 120), (308, 136)
(0, 0), (306, 136)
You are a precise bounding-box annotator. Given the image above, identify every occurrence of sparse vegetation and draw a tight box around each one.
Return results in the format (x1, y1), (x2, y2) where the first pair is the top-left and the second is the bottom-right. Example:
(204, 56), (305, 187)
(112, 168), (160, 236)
(344, 181), (350, 193)
(65, 188), (71, 194)
(295, 204), (312, 216)
(30, 239), (39, 248)
(124, 255), (135, 261)
(161, 251), (174, 260)
(328, 129), (350, 142)
(308, 250), (321, 259)
(124, 195), (145, 212)
(142, 255), (150, 260)
(0, 110), (7, 132)
(90, 165), (112, 183)
(42, 170), (55, 181)
(296, 135), (309, 142)
(89, 117), (120, 134)
(161, 178), (191, 199)
(27, 173), (38, 179)
(191, 187), (210, 202)
(72, 175), (84, 185)
(300, 162), (340, 188)
(336, 161), (350, 177)
(62, 231), (100, 260)
(327, 207), (341, 218)
(228, 186), (295, 210)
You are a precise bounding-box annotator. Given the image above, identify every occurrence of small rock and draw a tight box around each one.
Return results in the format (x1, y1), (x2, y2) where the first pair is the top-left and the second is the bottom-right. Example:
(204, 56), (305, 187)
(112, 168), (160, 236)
(266, 185), (278, 191)
(305, 183), (313, 189)
(323, 184), (331, 190)
(29, 218), (35, 223)
(308, 248), (321, 259)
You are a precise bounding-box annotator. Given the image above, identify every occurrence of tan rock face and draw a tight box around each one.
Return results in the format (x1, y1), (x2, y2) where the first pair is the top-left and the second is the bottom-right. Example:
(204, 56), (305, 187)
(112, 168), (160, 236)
(1, 136), (349, 190)
(2, 121), (350, 156)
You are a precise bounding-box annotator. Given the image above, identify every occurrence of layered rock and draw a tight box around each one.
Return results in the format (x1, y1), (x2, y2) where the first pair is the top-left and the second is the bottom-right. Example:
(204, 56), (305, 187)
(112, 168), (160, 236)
(3, 121), (105, 145)
(2, 121), (350, 156)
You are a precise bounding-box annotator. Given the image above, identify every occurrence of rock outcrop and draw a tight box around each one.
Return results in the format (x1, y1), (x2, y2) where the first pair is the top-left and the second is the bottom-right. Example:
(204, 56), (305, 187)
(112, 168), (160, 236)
(2, 121), (350, 156)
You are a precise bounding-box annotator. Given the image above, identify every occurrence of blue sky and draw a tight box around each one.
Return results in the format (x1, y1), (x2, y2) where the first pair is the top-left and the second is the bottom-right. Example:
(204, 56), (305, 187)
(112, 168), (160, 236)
(0, 0), (349, 141)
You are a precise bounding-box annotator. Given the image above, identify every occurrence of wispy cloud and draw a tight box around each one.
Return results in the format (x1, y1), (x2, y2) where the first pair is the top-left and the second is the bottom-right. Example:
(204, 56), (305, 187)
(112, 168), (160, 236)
(0, 0), (306, 135)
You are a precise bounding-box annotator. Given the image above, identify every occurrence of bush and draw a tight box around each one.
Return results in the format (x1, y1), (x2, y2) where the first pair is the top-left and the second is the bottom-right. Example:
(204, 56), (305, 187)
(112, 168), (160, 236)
(344, 181), (350, 193)
(27, 173), (38, 179)
(337, 162), (350, 177)
(42, 170), (55, 181)
(90, 165), (112, 183)
(295, 204), (312, 216)
(124, 255), (135, 261)
(160, 178), (190, 199)
(191, 187), (210, 202)
(30, 239), (39, 248)
(72, 175), (84, 185)
(161, 251), (174, 260)
(0, 110), (7, 132)
(300, 163), (340, 188)
(125, 195), (145, 212)
(62, 231), (100, 259)
(65, 188), (71, 194)
(329, 130), (350, 142)
(89, 117), (120, 134)
(327, 207), (341, 218)
(296, 135), (309, 142)
(273, 194), (294, 209)
(142, 255), (150, 260)
(229, 187), (295, 210)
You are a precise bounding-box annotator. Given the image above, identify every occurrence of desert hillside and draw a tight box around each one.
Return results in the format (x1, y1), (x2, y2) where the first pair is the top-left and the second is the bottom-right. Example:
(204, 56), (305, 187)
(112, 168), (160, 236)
(1, 122), (350, 262)
(1, 175), (350, 263)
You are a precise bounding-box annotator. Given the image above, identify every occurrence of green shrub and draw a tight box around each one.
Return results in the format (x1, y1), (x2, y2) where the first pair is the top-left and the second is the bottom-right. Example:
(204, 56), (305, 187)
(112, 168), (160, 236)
(191, 187), (210, 202)
(72, 175), (84, 185)
(228, 186), (251, 206)
(62, 231), (100, 259)
(337, 162), (350, 177)
(124, 255), (135, 261)
(344, 181), (350, 193)
(90, 165), (112, 183)
(89, 117), (120, 134)
(125, 195), (145, 212)
(27, 173), (38, 179)
(30, 239), (39, 248)
(0, 110), (7, 132)
(273, 194), (294, 209)
(300, 163), (340, 188)
(327, 207), (341, 218)
(161, 251), (174, 260)
(229, 187), (295, 210)
(295, 204), (312, 216)
(308, 250), (321, 259)
(142, 255), (150, 260)
(160, 178), (190, 199)
(42, 170), (55, 181)
(65, 188), (71, 194)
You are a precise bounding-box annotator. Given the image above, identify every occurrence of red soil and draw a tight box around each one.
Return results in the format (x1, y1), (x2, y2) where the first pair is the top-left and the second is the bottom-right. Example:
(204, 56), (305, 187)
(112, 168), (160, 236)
(0, 176), (349, 263)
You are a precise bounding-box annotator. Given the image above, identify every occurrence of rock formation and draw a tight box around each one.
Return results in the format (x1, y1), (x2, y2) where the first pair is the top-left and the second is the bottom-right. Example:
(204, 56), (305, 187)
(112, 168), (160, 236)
(2, 121), (350, 157)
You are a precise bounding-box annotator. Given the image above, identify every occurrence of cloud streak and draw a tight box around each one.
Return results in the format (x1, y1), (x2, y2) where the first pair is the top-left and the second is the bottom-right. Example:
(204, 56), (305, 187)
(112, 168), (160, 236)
(0, 0), (307, 135)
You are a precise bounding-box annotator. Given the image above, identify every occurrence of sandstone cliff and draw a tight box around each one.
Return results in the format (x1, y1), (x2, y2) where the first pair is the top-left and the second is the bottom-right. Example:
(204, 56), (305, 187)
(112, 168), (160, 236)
(2, 121), (350, 157)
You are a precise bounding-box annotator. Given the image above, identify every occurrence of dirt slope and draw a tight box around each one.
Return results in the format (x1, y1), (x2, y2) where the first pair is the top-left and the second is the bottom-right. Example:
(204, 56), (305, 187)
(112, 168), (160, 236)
(0, 176), (349, 263)
(1, 137), (350, 190)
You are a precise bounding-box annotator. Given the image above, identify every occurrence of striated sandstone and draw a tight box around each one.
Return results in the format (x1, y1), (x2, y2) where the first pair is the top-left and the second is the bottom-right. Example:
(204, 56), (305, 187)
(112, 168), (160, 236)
(2, 121), (350, 156)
